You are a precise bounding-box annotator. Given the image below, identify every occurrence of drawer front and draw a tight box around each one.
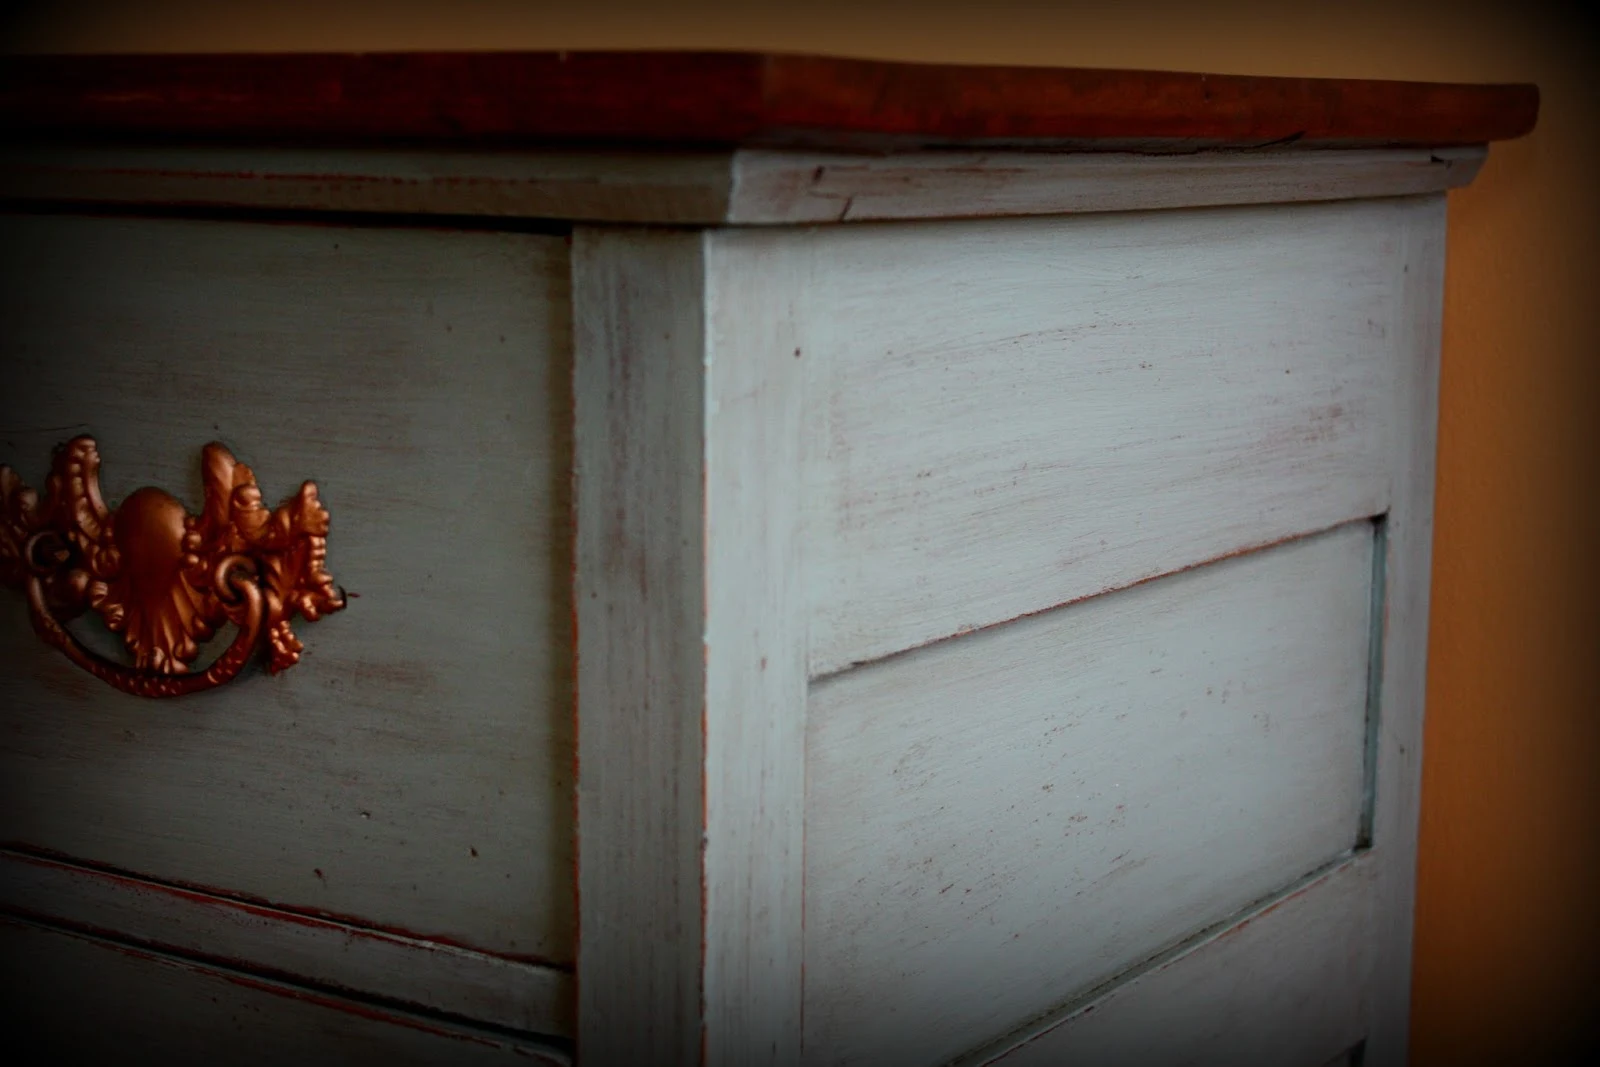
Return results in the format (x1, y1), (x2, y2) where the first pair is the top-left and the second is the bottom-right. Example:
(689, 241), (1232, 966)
(0, 215), (574, 966)
(0, 918), (566, 1066)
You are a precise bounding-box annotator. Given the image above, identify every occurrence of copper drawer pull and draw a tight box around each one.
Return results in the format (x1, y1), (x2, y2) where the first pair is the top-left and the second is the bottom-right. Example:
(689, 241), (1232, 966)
(1, 437), (346, 698)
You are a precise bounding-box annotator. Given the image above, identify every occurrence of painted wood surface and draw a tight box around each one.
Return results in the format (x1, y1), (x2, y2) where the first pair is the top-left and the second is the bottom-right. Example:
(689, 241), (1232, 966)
(0, 144), (734, 224)
(803, 524), (1375, 1067)
(564, 199), (1443, 1063)
(0, 142), (1483, 225)
(1362, 193), (1447, 1067)
(981, 856), (1374, 1067)
(0, 848), (572, 1036)
(0, 214), (575, 970)
(797, 198), (1422, 674)
(700, 231), (810, 1066)
(573, 229), (810, 1066)
(0, 168), (1452, 1066)
(573, 230), (708, 1067)
(727, 146), (1485, 224)
(0, 917), (569, 1065)
(0, 52), (1538, 150)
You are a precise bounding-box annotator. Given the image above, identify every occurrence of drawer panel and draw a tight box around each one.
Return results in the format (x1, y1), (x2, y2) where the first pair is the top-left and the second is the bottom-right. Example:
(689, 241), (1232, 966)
(803, 524), (1375, 1066)
(795, 197), (1436, 673)
(0, 918), (567, 1065)
(0, 215), (573, 964)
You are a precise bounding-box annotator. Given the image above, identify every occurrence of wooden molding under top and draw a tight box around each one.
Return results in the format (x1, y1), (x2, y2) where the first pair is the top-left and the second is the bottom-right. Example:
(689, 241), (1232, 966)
(0, 143), (1487, 224)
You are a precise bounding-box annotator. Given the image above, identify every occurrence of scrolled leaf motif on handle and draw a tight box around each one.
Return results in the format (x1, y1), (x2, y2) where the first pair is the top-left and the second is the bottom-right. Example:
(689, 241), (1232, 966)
(0, 437), (346, 697)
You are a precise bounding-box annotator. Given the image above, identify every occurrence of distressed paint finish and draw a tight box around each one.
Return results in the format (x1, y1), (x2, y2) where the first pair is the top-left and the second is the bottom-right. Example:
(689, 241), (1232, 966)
(802, 195), (1445, 1067)
(0, 849), (572, 1036)
(726, 146), (1486, 224)
(983, 856), (1375, 1067)
(0, 215), (575, 968)
(803, 525), (1375, 1067)
(0, 143), (1484, 225)
(573, 229), (808, 1066)
(1363, 192), (1448, 1067)
(574, 191), (1443, 1063)
(0, 144), (735, 224)
(700, 231), (810, 1066)
(573, 229), (708, 1067)
(797, 198), (1418, 674)
(0, 50), (1490, 1062)
(0, 918), (569, 1065)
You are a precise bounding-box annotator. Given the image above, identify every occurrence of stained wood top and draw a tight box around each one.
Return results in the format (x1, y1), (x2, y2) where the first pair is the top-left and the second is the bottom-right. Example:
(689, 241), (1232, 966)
(0, 52), (1538, 151)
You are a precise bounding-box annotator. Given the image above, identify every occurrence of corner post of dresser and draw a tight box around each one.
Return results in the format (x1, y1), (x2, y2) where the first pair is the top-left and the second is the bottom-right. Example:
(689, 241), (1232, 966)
(573, 225), (809, 1066)
(1363, 192), (1449, 1067)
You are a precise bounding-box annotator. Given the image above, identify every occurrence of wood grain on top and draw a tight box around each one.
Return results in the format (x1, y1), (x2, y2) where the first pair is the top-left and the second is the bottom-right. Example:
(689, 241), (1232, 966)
(0, 51), (1539, 150)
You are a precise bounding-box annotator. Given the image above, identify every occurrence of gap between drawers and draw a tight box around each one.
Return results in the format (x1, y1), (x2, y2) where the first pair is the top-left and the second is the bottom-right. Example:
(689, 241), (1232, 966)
(0, 845), (574, 1041)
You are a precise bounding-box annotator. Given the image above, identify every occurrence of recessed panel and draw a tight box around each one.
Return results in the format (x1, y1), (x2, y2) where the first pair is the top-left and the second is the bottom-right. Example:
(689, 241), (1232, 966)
(798, 199), (1420, 672)
(803, 525), (1375, 1066)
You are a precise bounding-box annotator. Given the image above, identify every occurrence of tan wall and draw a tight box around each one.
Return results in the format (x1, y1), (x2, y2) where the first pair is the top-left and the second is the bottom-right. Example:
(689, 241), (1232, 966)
(8, 2), (1596, 1062)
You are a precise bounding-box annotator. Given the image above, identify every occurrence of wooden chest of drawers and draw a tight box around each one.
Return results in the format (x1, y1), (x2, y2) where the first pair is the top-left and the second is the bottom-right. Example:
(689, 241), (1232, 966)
(0, 52), (1536, 1066)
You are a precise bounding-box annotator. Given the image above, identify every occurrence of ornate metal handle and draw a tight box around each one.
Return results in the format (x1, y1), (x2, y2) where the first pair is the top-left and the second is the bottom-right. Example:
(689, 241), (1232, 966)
(1, 437), (345, 698)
